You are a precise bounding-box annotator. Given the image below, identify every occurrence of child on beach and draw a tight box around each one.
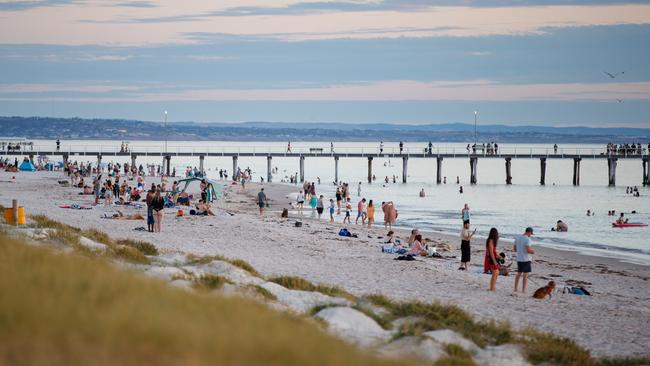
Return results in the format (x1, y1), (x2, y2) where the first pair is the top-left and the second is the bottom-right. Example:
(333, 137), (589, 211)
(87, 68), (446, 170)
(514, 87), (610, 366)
(328, 199), (335, 223)
(343, 198), (352, 223)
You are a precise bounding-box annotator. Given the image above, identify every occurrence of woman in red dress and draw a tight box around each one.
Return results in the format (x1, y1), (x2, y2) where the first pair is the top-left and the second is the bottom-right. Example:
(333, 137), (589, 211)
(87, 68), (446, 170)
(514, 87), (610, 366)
(484, 228), (500, 291)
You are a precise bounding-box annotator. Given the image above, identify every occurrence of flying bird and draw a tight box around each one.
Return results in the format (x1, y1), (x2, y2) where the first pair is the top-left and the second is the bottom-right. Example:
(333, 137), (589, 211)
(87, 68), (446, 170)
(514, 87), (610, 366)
(616, 98), (623, 103)
(604, 71), (625, 78)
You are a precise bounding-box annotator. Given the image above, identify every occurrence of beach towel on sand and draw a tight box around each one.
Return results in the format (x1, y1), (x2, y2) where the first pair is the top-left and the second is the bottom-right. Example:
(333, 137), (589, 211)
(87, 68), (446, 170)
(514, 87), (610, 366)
(59, 204), (92, 210)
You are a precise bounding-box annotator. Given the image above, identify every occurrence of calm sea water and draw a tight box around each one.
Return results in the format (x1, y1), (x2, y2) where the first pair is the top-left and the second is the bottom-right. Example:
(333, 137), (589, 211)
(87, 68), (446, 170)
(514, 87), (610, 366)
(24, 139), (650, 265)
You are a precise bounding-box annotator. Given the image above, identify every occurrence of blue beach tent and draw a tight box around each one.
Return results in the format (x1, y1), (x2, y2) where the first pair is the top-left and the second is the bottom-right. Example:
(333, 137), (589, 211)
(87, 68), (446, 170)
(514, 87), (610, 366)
(19, 159), (37, 172)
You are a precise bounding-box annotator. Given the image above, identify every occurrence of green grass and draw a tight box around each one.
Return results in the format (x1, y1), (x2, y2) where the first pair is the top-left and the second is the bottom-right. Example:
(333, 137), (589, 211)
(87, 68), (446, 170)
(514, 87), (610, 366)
(82, 228), (114, 245)
(352, 305), (393, 330)
(0, 234), (417, 366)
(112, 245), (150, 264)
(269, 276), (356, 301)
(30, 214), (81, 234)
(519, 329), (595, 366)
(115, 239), (158, 256)
(247, 285), (277, 301)
(433, 344), (476, 366)
(597, 357), (650, 366)
(187, 254), (260, 277)
(193, 274), (232, 291)
(365, 295), (511, 348)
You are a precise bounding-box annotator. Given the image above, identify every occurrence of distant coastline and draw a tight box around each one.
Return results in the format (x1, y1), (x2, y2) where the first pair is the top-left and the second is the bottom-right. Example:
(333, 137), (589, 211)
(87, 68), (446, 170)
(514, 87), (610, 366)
(1, 116), (649, 143)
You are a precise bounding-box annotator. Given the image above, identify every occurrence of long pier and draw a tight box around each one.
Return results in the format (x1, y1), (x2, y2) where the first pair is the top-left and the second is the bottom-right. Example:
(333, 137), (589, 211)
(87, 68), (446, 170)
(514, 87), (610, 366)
(3, 145), (649, 187)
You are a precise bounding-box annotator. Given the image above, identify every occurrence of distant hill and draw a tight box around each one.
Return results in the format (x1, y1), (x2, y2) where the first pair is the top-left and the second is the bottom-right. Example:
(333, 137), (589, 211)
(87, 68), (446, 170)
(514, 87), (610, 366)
(1, 116), (649, 143)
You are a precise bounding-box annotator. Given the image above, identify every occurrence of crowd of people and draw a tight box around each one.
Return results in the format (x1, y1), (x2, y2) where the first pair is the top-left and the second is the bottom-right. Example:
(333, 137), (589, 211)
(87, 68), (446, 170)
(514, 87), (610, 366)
(466, 142), (499, 155)
(606, 142), (648, 156)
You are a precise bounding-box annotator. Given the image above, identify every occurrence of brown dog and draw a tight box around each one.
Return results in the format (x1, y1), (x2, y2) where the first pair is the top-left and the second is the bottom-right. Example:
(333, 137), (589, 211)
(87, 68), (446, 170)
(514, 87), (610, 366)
(532, 281), (556, 299)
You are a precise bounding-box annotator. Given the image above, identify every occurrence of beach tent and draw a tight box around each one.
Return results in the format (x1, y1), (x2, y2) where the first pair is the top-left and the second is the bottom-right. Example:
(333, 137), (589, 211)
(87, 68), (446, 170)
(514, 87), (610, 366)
(19, 159), (36, 172)
(173, 177), (222, 203)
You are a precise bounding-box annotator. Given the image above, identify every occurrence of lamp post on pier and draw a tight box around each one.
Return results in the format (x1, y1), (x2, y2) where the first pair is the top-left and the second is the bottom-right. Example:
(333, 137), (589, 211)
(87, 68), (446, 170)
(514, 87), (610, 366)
(164, 110), (168, 154)
(474, 110), (478, 146)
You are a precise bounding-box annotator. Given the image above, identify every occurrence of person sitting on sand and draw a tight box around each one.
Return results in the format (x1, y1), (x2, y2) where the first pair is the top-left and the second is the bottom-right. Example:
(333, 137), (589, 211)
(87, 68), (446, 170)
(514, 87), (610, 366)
(497, 252), (513, 276)
(195, 199), (215, 216)
(82, 185), (93, 195)
(407, 234), (426, 256)
(407, 229), (420, 246)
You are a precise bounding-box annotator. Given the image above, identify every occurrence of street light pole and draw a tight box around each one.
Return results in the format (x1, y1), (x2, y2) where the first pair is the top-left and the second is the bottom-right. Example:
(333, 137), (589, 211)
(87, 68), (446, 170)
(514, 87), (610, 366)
(164, 110), (168, 154)
(474, 111), (478, 145)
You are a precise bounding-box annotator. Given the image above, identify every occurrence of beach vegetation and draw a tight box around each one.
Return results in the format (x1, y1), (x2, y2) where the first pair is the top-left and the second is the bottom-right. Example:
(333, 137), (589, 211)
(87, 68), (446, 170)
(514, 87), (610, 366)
(597, 356), (650, 366)
(247, 284), (277, 301)
(519, 329), (594, 365)
(30, 214), (81, 233)
(269, 276), (355, 301)
(193, 274), (232, 291)
(228, 259), (260, 276)
(0, 234), (415, 366)
(82, 228), (114, 245)
(186, 254), (260, 277)
(115, 239), (158, 256)
(351, 305), (393, 330)
(433, 344), (476, 366)
(365, 295), (511, 347)
(111, 245), (150, 264)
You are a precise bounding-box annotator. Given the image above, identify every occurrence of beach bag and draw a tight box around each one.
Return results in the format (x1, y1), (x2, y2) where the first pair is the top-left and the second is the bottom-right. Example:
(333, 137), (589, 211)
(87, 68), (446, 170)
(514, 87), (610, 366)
(339, 229), (350, 236)
(295, 221), (302, 227)
(394, 254), (415, 261)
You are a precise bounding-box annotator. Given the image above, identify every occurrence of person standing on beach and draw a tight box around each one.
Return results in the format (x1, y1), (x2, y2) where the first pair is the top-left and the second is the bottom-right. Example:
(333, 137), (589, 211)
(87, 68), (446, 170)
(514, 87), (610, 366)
(257, 188), (267, 215)
(296, 190), (305, 215)
(382, 201), (396, 229)
(343, 198), (352, 223)
(356, 198), (366, 224)
(335, 188), (342, 214)
(367, 200), (375, 228)
(485, 228), (500, 291)
(151, 188), (165, 233)
(316, 195), (324, 219)
(93, 174), (102, 206)
(513, 227), (535, 294)
(459, 222), (476, 271)
(462, 204), (470, 224)
(328, 199), (335, 223)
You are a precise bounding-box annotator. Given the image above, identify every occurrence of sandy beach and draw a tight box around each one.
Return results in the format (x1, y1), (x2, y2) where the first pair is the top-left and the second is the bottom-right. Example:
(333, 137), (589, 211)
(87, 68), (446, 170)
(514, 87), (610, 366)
(1, 170), (648, 358)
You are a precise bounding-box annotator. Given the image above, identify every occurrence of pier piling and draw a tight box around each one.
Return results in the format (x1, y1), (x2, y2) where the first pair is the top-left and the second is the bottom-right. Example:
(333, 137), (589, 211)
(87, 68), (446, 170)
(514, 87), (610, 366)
(469, 157), (478, 184)
(540, 158), (546, 186)
(334, 156), (339, 183)
(299, 156), (305, 183)
(367, 157), (373, 183)
(199, 155), (205, 174)
(131, 154), (136, 170)
(573, 158), (581, 186)
(436, 157), (443, 184)
(608, 157), (617, 187)
(232, 156), (238, 181)
(505, 158), (512, 185)
(267, 156), (272, 183)
(165, 155), (171, 176)
(97, 155), (102, 171)
(402, 156), (408, 183)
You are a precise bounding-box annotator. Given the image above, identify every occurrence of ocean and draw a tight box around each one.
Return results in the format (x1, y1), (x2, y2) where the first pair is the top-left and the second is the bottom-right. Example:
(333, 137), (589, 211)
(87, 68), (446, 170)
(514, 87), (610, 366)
(21, 139), (650, 265)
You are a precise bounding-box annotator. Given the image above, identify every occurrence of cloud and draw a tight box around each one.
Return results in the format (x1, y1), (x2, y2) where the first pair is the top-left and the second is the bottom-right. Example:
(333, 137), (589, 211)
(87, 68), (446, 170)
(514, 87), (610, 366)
(2, 80), (649, 102)
(1, 3), (649, 45)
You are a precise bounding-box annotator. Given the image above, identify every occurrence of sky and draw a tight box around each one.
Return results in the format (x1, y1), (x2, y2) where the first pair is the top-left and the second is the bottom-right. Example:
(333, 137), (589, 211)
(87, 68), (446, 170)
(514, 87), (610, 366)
(0, 0), (649, 127)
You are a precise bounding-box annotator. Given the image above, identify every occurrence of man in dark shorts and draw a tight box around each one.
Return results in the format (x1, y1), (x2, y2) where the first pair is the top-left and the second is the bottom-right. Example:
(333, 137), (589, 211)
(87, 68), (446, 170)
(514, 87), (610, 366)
(257, 188), (267, 215)
(513, 227), (535, 293)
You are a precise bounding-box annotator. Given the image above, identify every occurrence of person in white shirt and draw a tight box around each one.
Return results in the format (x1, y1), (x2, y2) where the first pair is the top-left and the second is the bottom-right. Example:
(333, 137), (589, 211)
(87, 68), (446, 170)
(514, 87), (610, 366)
(513, 227), (536, 293)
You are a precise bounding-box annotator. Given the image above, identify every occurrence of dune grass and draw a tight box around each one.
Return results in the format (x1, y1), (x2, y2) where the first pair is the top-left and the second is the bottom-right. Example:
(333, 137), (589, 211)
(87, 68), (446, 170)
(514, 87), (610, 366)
(186, 254), (260, 277)
(269, 276), (356, 301)
(433, 344), (477, 366)
(0, 234), (417, 366)
(247, 284), (278, 301)
(115, 239), (158, 256)
(193, 274), (233, 291)
(365, 294), (512, 348)
(597, 357), (650, 366)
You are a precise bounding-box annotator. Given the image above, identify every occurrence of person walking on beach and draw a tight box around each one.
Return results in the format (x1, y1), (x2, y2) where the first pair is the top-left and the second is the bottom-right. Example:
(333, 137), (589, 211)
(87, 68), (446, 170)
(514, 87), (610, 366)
(151, 188), (165, 233)
(296, 190), (305, 215)
(513, 227), (535, 294)
(459, 222), (476, 271)
(355, 198), (366, 225)
(335, 187), (342, 214)
(462, 204), (470, 224)
(343, 198), (352, 223)
(367, 200), (375, 228)
(485, 228), (500, 291)
(328, 198), (335, 223)
(257, 188), (267, 215)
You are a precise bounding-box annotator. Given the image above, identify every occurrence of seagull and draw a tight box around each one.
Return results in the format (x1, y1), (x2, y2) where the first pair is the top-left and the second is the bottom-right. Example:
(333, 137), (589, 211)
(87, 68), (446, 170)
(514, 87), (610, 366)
(616, 98), (623, 103)
(604, 71), (625, 78)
